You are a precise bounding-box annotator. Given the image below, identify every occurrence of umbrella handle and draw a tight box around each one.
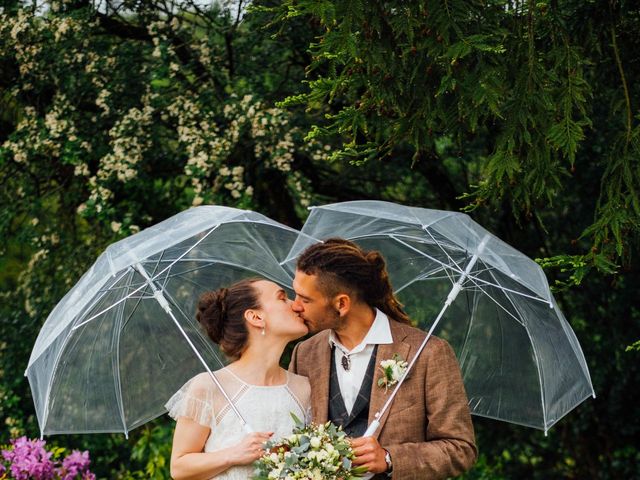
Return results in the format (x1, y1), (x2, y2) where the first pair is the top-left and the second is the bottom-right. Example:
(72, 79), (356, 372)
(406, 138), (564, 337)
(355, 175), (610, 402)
(362, 418), (380, 437)
(242, 422), (254, 434)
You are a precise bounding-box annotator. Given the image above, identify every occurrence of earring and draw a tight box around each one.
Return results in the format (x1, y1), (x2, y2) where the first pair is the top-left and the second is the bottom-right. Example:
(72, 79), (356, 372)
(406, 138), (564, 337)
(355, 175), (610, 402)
(261, 324), (266, 336)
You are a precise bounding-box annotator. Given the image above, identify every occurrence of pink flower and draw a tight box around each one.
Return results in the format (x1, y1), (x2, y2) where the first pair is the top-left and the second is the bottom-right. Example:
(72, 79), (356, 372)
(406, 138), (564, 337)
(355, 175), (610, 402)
(58, 450), (92, 480)
(2, 436), (55, 480)
(1, 437), (95, 480)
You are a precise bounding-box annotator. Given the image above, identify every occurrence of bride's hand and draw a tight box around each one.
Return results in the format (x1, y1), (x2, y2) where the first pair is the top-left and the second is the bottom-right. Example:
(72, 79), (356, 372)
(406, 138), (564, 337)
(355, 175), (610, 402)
(229, 431), (273, 465)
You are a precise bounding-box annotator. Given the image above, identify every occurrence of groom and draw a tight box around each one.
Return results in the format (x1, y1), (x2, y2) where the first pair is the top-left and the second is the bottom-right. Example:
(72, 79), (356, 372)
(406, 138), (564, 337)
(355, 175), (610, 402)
(289, 238), (477, 479)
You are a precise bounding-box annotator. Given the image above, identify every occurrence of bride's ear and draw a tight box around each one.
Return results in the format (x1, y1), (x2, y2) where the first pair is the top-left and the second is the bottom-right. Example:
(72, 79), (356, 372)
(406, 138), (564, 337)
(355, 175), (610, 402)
(244, 309), (264, 330)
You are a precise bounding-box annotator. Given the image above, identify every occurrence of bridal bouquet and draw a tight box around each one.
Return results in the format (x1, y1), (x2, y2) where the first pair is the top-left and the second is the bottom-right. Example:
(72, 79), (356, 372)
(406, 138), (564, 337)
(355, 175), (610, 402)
(252, 414), (367, 480)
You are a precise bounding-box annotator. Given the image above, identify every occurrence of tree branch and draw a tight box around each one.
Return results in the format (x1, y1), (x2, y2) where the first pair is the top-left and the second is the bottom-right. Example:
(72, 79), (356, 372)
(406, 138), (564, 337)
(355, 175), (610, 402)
(610, 22), (632, 149)
(411, 149), (465, 210)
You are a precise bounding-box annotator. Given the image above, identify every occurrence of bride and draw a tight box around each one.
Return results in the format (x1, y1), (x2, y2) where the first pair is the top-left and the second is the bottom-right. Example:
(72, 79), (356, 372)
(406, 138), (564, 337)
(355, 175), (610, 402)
(165, 278), (310, 479)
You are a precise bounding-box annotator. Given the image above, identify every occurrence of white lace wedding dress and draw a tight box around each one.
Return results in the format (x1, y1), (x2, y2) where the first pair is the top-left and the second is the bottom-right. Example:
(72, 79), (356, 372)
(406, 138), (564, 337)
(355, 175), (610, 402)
(166, 368), (311, 480)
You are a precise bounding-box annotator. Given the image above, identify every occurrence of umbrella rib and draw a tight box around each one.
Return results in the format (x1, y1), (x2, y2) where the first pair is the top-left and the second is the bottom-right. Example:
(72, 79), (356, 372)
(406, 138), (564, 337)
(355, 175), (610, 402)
(40, 322), (76, 434)
(74, 277), (167, 330)
(141, 224), (222, 288)
(279, 230), (334, 266)
(420, 228), (468, 282)
(152, 249), (169, 291)
(160, 288), (227, 368)
(144, 259), (293, 286)
(75, 257), (294, 331)
(94, 268), (138, 294)
(464, 265), (549, 429)
(385, 234), (465, 280)
(156, 270), (216, 292)
(393, 266), (452, 294)
(458, 274), (526, 326)
(418, 266), (464, 281)
(395, 228), (548, 304)
(112, 271), (132, 437)
(484, 266), (548, 430)
(71, 269), (132, 320)
(457, 283), (480, 375)
(338, 231), (466, 255)
(486, 266), (532, 326)
(39, 268), (133, 433)
(463, 273), (549, 304)
(466, 264), (498, 276)
(354, 230), (548, 304)
(73, 225), (222, 331)
(120, 281), (147, 333)
(524, 323), (548, 432)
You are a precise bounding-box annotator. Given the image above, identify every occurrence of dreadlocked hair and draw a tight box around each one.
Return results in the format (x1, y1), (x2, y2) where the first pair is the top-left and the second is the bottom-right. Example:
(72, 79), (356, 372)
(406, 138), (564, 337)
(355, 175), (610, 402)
(296, 238), (411, 324)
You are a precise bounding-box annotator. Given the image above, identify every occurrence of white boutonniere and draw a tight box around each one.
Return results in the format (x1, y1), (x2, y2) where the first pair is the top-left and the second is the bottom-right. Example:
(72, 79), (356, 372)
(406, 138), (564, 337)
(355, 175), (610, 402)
(377, 354), (408, 391)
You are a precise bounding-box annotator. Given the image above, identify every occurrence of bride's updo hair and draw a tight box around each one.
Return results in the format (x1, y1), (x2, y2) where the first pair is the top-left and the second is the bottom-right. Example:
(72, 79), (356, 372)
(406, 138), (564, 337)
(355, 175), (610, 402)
(196, 278), (261, 359)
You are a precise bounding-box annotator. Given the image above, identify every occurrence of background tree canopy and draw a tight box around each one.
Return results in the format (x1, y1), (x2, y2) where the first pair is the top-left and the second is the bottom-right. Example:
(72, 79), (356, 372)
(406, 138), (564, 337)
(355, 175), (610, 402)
(0, 0), (638, 478)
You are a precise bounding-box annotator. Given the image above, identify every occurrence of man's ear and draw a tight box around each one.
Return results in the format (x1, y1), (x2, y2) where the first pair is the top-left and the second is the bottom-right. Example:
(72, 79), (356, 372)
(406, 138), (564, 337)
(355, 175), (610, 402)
(334, 293), (351, 317)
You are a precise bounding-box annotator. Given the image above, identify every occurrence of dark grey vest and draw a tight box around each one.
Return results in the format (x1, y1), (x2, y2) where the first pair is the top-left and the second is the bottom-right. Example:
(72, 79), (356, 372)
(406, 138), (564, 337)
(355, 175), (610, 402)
(328, 345), (379, 437)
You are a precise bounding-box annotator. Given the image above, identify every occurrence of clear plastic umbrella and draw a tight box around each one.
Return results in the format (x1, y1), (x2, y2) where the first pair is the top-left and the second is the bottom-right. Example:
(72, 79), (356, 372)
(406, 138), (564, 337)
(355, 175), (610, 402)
(284, 200), (595, 434)
(25, 206), (305, 437)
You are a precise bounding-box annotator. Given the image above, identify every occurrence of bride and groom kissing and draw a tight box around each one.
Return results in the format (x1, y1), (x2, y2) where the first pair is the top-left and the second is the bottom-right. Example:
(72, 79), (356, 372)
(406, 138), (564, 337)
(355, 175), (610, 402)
(166, 238), (477, 480)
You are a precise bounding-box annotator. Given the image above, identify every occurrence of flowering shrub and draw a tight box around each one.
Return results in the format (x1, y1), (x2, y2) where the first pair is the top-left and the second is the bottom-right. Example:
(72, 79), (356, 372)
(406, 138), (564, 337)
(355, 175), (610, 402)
(0, 437), (95, 480)
(252, 414), (366, 480)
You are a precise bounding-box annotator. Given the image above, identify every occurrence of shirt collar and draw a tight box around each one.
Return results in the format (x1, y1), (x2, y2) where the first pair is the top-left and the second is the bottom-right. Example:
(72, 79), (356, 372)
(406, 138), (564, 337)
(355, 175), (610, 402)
(328, 308), (393, 354)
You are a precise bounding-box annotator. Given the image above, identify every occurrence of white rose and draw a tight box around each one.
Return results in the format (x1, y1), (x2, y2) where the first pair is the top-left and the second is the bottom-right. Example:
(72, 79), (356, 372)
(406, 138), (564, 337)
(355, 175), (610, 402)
(380, 359), (393, 369)
(309, 436), (321, 448)
(392, 364), (404, 380)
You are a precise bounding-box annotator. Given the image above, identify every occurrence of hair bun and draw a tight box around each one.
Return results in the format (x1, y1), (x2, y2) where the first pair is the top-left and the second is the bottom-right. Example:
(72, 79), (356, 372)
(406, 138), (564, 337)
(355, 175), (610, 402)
(365, 251), (386, 271)
(196, 287), (228, 344)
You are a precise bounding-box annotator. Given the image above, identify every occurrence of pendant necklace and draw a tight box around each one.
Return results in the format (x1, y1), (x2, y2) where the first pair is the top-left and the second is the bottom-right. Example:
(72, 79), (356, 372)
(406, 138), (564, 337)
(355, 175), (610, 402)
(341, 353), (351, 371)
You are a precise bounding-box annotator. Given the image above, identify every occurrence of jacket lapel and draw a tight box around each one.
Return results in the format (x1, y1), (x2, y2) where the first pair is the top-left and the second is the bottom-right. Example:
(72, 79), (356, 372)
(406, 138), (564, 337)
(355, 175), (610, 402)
(367, 321), (411, 437)
(308, 331), (331, 423)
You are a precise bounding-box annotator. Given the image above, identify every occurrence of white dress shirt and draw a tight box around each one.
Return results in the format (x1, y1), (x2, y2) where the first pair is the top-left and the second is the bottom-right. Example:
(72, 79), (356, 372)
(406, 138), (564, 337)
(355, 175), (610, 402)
(329, 308), (393, 414)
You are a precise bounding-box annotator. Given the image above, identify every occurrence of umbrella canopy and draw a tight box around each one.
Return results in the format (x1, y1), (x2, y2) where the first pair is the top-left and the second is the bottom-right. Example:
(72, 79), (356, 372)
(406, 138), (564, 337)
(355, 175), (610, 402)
(26, 206), (305, 437)
(284, 200), (595, 433)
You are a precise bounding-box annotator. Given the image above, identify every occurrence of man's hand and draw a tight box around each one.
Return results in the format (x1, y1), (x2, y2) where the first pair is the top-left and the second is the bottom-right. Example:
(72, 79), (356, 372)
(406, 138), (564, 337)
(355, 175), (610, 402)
(350, 436), (389, 474)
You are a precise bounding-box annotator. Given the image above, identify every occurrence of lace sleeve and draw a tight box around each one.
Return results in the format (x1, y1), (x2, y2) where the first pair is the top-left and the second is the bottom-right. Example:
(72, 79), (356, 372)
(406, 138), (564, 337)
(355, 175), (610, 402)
(165, 373), (217, 428)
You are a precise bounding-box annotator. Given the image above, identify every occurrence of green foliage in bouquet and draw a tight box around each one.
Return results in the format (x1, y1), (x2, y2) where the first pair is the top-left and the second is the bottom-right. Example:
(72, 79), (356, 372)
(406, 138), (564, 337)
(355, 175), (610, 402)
(252, 413), (367, 480)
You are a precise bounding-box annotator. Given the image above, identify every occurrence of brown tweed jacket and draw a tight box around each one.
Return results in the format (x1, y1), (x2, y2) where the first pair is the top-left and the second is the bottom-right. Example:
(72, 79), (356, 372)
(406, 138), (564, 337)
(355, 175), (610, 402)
(289, 319), (477, 480)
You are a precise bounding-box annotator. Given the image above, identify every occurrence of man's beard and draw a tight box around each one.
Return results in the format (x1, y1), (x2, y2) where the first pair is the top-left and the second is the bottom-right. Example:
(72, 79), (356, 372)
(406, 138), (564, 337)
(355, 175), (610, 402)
(325, 306), (345, 332)
(307, 306), (344, 333)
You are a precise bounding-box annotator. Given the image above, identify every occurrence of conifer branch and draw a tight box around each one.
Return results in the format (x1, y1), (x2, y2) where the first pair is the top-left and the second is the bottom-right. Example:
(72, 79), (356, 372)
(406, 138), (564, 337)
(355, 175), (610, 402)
(609, 23), (632, 149)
